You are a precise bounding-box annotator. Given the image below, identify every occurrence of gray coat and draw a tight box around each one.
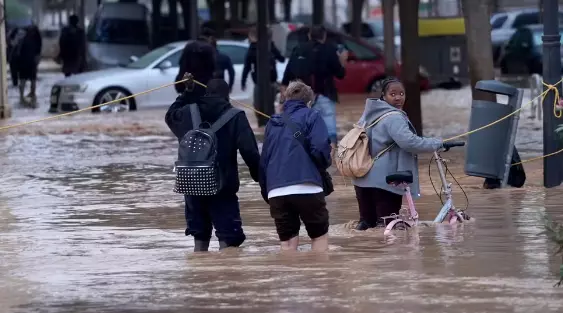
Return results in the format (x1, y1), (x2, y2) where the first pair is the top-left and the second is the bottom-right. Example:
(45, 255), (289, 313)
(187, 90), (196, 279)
(352, 99), (443, 198)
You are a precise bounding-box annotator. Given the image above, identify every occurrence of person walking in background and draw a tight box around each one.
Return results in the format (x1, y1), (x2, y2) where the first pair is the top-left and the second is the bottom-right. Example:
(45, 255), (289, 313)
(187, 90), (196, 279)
(259, 81), (332, 252)
(212, 39), (235, 93)
(241, 27), (285, 128)
(281, 25), (347, 153)
(175, 27), (216, 96)
(58, 15), (86, 77)
(15, 24), (42, 107)
(7, 26), (26, 88)
(166, 78), (260, 252)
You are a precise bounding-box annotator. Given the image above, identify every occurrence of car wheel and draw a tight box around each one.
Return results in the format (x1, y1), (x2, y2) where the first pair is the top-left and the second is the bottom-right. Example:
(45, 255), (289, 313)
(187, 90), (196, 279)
(92, 87), (137, 113)
(367, 76), (386, 97)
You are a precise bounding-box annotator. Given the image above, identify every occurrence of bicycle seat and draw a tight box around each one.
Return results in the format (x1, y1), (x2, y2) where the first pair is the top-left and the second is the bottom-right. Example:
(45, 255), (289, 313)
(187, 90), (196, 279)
(386, 171), (413, 184)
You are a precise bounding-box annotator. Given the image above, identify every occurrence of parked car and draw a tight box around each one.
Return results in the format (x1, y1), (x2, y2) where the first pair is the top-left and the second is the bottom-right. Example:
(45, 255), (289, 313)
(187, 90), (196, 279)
(499, 24), (563, 75)
(50, 40), (288, 112)
(285, 26), (430, 94)
(491, 9), (563, 65)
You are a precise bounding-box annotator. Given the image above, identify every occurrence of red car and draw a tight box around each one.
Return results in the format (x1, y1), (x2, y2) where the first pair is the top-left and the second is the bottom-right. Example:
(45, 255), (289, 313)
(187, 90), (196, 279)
(285, 26), (430, 94)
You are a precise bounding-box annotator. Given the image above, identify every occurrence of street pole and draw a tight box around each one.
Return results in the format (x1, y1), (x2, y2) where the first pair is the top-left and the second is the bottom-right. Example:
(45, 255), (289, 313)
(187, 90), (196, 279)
(256, 0), (270, 127)
(187, 0), (199, 40)
(542, 0), (563, 188)
(382, 0), (395, 76)
(0, 0), (11, 119)
(312, 0), (324, 25)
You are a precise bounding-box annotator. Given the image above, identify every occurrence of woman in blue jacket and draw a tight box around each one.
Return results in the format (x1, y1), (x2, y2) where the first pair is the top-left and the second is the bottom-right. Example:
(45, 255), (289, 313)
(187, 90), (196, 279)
(259, 81), (332, 252)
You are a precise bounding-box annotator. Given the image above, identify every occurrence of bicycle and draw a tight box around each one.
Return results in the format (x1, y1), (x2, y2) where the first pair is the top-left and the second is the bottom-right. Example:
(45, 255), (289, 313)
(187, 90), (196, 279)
(381, 141), (470, 236)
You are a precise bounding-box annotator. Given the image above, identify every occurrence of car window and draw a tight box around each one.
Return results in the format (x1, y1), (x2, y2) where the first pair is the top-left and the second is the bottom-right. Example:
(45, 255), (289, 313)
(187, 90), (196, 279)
(127, 45), (176, 69)
(217, 44), (248, 65)
(343, 38), (378, 60)
(512, 13), (539, 29)
(491, 15), (508, 29)
(160, 49), (182, 67)
(342, 23), (377, 38)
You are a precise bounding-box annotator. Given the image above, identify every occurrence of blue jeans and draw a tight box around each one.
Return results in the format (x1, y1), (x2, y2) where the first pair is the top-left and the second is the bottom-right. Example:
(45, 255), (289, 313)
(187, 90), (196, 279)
(312, 95), (337, 144)
(184, 193), (246, 247)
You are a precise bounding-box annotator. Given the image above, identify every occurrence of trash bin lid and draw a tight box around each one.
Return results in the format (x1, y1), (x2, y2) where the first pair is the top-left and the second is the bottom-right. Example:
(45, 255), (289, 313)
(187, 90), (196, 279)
(475, 80), (518, 96)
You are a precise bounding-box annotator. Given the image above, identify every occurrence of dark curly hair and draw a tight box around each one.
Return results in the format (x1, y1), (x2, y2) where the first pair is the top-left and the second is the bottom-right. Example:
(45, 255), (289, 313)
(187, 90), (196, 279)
(379, 77), (403, 100)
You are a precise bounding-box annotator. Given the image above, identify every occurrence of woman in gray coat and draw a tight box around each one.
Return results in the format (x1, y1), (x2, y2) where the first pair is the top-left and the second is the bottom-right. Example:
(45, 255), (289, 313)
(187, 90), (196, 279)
(353, 77), (444, 230)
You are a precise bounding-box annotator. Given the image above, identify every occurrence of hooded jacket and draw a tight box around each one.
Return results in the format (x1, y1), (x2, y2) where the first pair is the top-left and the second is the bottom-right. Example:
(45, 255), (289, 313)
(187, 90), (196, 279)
(259, 100), (332, 201)
(165, 91), (260, 194)
(352, 99), (443, 198)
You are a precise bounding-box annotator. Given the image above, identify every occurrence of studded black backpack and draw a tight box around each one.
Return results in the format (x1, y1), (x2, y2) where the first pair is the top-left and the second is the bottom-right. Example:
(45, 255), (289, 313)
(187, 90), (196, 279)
(173, 104), (242, 196)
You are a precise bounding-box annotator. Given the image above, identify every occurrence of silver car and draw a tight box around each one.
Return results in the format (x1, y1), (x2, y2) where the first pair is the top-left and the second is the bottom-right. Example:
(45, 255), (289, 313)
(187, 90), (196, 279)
(50, 40), (288, 112)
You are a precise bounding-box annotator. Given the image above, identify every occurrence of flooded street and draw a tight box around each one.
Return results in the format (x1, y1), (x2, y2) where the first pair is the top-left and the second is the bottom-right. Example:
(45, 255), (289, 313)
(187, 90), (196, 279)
(1, 76), (563, 312)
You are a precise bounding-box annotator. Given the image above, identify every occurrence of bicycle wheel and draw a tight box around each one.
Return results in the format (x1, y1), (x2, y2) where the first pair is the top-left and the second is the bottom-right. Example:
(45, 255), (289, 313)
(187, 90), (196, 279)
(392, 221), (410, 230)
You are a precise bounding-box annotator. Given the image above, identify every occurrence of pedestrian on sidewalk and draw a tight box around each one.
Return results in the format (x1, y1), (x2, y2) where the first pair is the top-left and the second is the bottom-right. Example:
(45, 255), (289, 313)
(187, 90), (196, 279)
(353, 77), (444, 231)
(281, 25), (347, 152)
(58, 15), (87, 77)
(259, 81), (332, 252)
(241, 27), (285, 128)
(7, 27), (26, 88)
(15, 24), (42, 107)
(165, 78), (260, 252)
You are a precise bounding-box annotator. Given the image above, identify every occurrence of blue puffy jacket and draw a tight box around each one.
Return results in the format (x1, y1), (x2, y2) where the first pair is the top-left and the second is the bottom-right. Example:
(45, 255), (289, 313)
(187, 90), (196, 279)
(259, 100), (332, 201)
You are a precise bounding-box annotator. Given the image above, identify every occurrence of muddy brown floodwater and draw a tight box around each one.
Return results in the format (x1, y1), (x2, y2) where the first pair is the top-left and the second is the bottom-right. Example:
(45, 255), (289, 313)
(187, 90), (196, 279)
(1, 92), (563, 313)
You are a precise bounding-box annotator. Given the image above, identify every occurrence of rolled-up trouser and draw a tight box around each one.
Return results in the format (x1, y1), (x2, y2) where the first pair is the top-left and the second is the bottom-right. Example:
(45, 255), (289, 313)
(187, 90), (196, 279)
(312, 94), (337, 144)
(253, 83), (277, 127)
(184, 193), (246, 247)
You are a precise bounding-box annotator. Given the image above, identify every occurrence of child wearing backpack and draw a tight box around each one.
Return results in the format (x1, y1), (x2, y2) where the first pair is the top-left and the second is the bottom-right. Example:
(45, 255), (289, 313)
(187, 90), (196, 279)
(351, 77), (444, 230)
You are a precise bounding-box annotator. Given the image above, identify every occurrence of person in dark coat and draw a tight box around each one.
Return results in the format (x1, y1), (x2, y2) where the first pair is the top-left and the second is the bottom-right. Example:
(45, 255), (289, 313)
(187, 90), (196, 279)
(212, 39), (235, 93)
(58, 15), (86, 77)
(259, 81), (332, 252)
(7, 27), (26, 87)
(16, 24), (42, 107)
(241, 27), (285, 128)
(175, 28), (216, 96)
(165, 78), (261, 252)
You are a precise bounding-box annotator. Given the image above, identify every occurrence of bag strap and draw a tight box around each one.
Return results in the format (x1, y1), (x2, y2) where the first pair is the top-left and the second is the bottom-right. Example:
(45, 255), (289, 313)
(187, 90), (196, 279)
(366, 111), (403, 161)
(189, 103), (202, 129)
(210, 108), (242, 133)
(366, 111), (402, 129)
(281, 113), (323, 169)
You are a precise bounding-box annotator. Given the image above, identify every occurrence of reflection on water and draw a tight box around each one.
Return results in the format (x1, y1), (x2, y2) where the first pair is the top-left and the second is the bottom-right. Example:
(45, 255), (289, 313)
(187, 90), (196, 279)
(1, 135), (563, 313)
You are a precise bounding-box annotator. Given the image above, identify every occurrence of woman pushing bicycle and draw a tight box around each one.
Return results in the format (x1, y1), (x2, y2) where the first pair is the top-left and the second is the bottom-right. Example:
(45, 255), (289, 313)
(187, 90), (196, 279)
(353, 77), (458, 231)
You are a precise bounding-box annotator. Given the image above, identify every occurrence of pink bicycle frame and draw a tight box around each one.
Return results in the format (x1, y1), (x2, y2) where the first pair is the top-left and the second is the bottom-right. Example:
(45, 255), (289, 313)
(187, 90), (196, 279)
(383, 184), (419, 236)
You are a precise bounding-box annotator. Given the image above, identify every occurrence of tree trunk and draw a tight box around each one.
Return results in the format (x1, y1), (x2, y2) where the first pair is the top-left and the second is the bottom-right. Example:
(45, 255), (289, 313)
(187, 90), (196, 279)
(350, 0), (364, 39)
(152, 0), (162, 48)
(269, 0), (277, 22)
(382, 0), (395, 75)
(398, 0), (423, 135)
(229, 0), (240, 24)
(312, 0), (324, 25)
(283, 0), (292, 22)
(461, 0), (496, 102)
(206, 0), (226, 37)
(241, 0), (249, 20)
(169, 0), (178, 41)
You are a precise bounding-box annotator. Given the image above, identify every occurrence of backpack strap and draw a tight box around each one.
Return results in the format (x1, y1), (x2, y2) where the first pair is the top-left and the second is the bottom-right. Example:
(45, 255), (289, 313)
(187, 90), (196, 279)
(366, 111), (403, 129)
(189, 103), (202, 129)
(366, 111), (403, 161)
(210, 108), (242, 133)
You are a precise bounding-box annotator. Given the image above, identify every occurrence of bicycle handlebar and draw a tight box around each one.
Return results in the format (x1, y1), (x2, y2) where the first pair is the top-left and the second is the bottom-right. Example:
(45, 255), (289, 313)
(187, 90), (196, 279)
(442, 141), (465, 152)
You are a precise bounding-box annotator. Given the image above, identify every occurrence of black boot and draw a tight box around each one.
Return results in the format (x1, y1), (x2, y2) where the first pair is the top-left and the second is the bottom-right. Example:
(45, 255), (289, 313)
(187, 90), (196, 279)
(194, 239), (210, 252)
(219, 241), (228, 250)
(355, 220), (371, 231)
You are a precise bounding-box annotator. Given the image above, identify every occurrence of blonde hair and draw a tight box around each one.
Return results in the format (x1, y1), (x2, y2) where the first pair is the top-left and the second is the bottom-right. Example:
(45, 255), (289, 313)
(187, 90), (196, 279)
(284, 80), (314, 103)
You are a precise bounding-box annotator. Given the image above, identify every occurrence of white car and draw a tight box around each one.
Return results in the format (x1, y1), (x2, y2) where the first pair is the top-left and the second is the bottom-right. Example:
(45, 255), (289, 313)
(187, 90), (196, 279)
(49, 40), (288, 112)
